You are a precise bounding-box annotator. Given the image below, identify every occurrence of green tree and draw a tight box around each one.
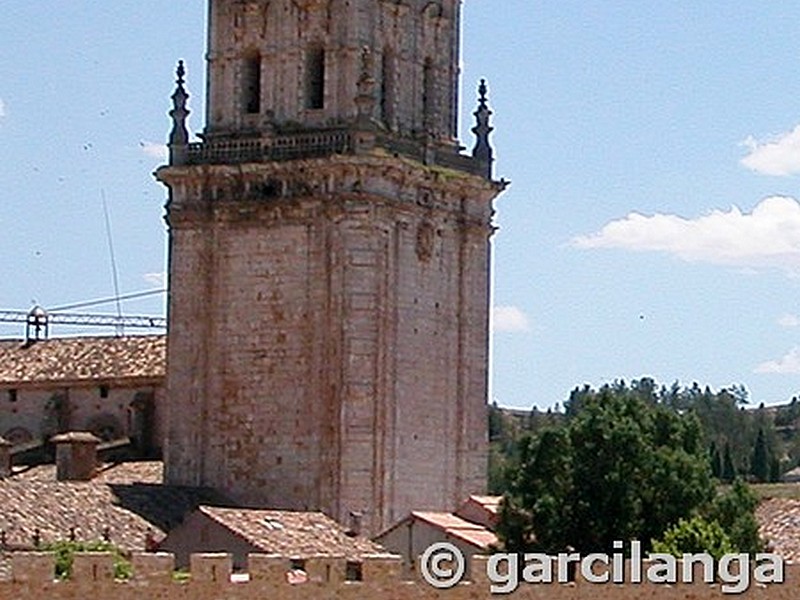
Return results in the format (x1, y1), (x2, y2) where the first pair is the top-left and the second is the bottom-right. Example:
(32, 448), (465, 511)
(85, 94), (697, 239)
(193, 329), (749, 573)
(708, 479), (763, 555)
(721, 443), (736, 483)
(709, 441), (722, 479)
(498, 428), (573, 552)
(500, 381), (714, 554)
(488, 401), (504, 442)
(751, 428), (770, 483)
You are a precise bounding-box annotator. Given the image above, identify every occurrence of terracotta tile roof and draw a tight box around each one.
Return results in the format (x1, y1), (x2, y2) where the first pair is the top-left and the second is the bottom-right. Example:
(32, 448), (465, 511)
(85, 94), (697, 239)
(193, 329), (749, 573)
(196, 506), (386, 559)
(0, 335), (165, 385)
(410, 511), (499, 549)
(466, 495), (502, 512)
(757, 497), (800, 563)
(0, 461), (229, 551)
(455, 494), (502, 529)
(11, 460), (164, 485)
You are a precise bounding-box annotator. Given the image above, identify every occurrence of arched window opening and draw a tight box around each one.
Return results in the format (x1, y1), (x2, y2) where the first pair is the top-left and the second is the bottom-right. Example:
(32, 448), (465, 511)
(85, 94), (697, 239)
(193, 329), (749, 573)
(381, 48), (396, 127)
(422, 57), (435, 132)
(306, 46), (325, 110)
(242, 51), (262, 114)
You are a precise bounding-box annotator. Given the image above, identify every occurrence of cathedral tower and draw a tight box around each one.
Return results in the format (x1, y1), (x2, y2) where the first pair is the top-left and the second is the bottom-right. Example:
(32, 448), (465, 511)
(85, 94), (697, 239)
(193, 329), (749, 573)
(156, 0), (504, 534)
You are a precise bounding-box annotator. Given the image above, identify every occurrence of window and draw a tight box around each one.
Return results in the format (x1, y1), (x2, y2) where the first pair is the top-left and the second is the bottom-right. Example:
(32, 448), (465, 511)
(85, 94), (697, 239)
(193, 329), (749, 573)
(345, 561), (363, 582)
(7, 389), (17, 403)
(422, 57), (434, 130)
(99, 385), (109, 399)
(305, 47), (325, 110)
(242, 51), (262, 114)
(381, 49), (396, 126)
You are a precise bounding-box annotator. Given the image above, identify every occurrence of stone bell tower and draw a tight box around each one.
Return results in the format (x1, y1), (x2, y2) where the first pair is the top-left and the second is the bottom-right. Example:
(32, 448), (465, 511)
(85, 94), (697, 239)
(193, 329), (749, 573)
(156, 0), (504, 534)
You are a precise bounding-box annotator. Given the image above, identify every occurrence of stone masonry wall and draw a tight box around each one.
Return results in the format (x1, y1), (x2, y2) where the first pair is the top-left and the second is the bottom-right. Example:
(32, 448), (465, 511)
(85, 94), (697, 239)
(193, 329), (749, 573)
(1, 552), (799, 600)
(206, 0), (462, 140)
(162, 155), (498, 535)
(0, 384), (162, 449)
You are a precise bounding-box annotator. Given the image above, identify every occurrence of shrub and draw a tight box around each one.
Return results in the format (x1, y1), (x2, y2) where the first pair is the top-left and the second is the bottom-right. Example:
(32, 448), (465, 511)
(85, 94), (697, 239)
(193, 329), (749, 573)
(41, 540), (132, 580)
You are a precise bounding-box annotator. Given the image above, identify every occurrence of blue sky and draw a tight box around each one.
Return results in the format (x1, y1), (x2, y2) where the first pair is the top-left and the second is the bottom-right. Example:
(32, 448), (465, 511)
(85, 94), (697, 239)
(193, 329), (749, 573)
(2, 2), (800, 410)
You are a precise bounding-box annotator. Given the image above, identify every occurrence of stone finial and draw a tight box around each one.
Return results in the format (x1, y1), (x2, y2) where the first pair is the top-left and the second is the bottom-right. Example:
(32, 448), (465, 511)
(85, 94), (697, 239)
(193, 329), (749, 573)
(168, 60), (191, 165)
(471, 79), (494, 179)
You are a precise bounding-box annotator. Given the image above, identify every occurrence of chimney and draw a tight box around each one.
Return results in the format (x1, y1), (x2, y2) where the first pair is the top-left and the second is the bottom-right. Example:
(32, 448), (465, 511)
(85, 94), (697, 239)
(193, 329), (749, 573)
(51, 432), (101, 481)
(346, 511), (363, 537)
(0, 436), (11, 479)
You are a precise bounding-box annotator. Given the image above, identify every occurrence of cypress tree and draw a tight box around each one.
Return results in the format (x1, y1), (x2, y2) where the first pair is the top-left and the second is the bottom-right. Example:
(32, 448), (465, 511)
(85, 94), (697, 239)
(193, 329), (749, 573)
(722, 443), (736, 483)
(751, 428), (769, 483)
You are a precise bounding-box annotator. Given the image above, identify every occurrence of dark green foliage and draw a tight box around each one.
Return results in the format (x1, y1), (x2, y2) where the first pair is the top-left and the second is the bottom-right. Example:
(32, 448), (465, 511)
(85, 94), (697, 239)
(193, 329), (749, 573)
(43, 540), (132, 580)
(653, 480), (762, 557)
(770, 456), (781, 483)
(774, 397), (800, 428)
(721, 443), (736, 483)
(751, 428), (770, 483)
(488, 401), (504, 442)
(498, 378), (767, 557)
(708, 479), (763, 555)
(709, 441), (721, 479)
(497, 428), (572, 552)
(500, 381), (714, 554)
(486, 402), (565, 494)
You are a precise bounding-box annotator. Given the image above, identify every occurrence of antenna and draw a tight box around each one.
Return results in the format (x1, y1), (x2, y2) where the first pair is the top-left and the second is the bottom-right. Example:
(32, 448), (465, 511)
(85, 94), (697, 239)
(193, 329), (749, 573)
(101, 190), (124, 336)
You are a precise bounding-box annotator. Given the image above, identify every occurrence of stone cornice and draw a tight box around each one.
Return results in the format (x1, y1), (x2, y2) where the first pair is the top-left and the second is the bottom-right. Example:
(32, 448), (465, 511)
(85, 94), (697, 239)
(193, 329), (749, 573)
(158, 153), (503, 229)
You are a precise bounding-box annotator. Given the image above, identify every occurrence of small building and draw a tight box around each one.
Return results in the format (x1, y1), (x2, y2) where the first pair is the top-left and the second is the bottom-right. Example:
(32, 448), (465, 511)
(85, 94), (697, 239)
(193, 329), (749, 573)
(781, 466), (800, 483)
(375, 510), (499, 575)
(454, 495), (501, 530)
(0, 335), (165, 456)
(159, 506), (387, 570)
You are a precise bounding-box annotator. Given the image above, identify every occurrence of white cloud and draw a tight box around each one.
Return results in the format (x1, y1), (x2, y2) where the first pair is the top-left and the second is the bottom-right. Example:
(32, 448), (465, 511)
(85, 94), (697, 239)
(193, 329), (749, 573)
(493, 305), (530, 333)
(741, 126), (800, 176)
(778, 314), (800, 328)
(0, 98), (5, 119)
(755, 347), (800, 374)
(143, 272), (166, 287)
(139, 141), (168, 161)
(572, 196), (800, 274)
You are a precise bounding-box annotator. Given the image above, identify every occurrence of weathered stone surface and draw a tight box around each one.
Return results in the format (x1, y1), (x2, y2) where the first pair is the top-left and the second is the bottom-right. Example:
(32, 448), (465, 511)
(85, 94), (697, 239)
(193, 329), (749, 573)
(157, 0), (503, 536)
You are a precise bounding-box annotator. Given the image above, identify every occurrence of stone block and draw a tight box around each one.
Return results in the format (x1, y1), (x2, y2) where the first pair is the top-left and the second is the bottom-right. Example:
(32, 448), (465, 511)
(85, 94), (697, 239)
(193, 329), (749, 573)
(71, 552), (115, 582)
(11, 552), (54, 583)
(131, 552), (175, 583)
(362, 554), (403, 584)
(190, 552), (232, 583)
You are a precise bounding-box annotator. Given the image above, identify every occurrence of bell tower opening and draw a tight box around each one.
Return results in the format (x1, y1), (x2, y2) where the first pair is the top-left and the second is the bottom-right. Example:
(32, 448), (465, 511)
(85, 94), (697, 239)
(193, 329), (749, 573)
(305, 46), (325, 111)
(422, 57), (435, 134)
(241, 50), (261, 115)
(381, 48), (396, 129)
